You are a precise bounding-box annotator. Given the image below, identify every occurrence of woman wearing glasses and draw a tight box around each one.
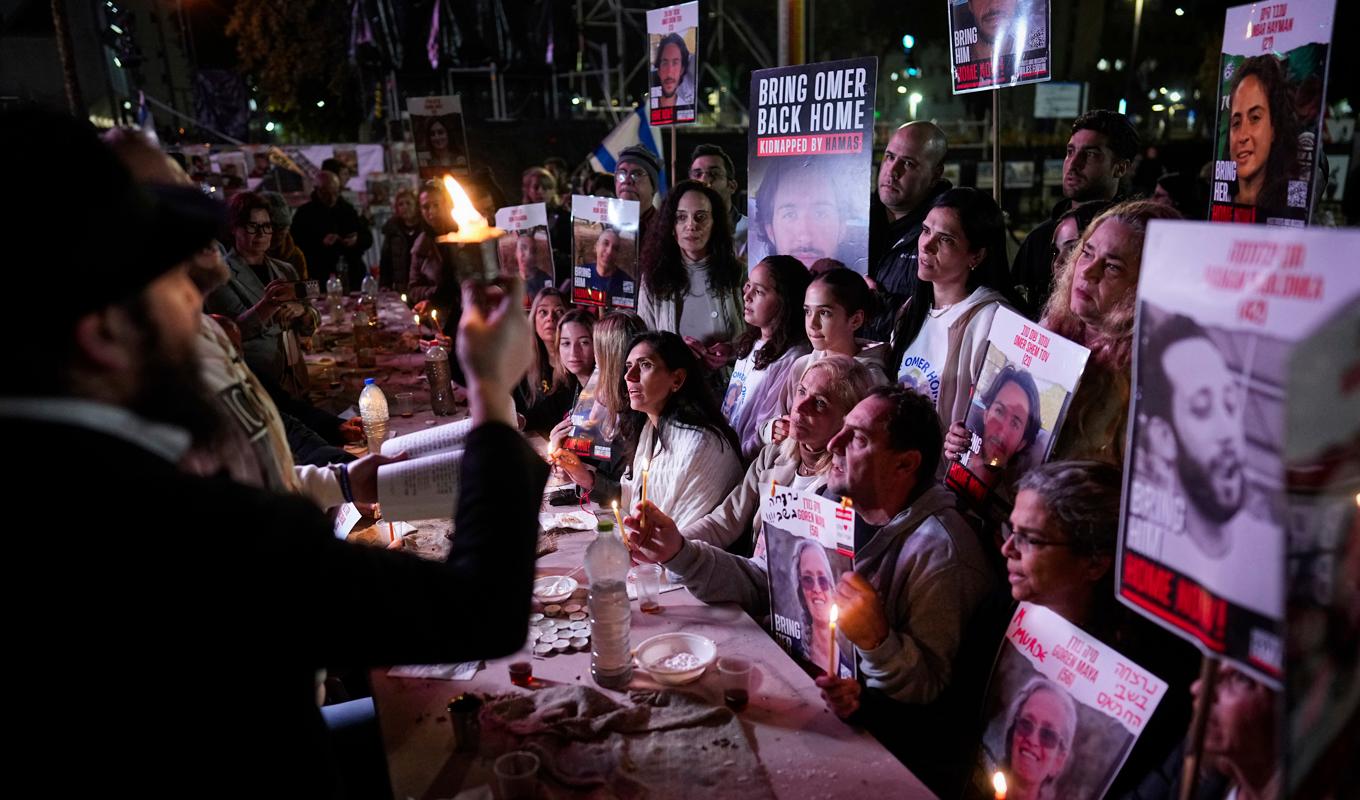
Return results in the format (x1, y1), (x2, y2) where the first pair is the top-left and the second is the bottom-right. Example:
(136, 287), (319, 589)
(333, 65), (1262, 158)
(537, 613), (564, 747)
(1002, 460), (1200, 798)
(205, 191), (317, 396)
(793, 537), (849, 676)
(1000, 679), (1078, 800)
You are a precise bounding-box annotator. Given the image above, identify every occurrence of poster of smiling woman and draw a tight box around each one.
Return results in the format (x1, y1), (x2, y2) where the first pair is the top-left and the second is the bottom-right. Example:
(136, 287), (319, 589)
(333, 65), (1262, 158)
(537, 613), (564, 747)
(1209, 1), (1334, 225)
(969, 604), (1169, 800)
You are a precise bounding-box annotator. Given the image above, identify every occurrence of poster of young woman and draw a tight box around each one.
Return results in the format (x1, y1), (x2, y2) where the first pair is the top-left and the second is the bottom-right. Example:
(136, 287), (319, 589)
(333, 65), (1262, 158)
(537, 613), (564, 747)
(747, 57), (877, 273)
(407, 95), (470, 179)
(646, 2), (699, 126)
(942, 307), (1090, 507)
(970, 604), (1169, 800)
(947, 0), (1051, 94)
(761, 485), (857, 679)
(1209, 1), (1334, 225)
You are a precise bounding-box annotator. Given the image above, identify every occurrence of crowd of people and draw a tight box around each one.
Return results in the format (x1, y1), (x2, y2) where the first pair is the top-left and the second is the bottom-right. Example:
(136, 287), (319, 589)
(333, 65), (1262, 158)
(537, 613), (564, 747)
(3, 97), (1294, 800)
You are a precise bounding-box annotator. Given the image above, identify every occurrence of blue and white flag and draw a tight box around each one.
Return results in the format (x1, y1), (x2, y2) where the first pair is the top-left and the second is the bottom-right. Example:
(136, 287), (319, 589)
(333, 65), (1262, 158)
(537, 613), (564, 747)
(587, 107), (667, 189)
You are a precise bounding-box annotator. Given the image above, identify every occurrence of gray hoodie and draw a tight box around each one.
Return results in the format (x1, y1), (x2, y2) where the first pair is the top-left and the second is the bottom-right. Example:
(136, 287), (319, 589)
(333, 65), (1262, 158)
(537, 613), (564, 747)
(666, 483), (995, 705)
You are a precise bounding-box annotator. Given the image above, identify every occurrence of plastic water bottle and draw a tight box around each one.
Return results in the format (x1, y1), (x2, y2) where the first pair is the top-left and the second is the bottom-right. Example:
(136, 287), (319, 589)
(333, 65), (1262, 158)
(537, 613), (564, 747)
(360, 270), (379, 322)
(326, 273), (345, 322)
(358, 378), (389, 455)
(424, 340), (459, 416)
(585, 519), (633, 688)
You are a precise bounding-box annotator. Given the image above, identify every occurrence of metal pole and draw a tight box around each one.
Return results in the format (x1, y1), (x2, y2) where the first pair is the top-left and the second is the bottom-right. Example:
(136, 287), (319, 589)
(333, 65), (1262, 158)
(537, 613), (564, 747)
(50, 0), (85, 117)
(670, 125), (677, 189)
(992, 90), (1001, 202)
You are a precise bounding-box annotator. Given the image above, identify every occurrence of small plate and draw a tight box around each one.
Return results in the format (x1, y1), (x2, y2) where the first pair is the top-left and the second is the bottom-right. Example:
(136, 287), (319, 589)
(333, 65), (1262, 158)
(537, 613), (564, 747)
(533, 575), (579, 604)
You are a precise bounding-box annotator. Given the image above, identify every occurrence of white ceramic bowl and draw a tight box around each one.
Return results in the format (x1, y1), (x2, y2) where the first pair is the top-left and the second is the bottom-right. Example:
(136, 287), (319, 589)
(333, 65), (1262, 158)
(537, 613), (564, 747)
(634, 632), (717, 686)
(532, 575), (579, 604)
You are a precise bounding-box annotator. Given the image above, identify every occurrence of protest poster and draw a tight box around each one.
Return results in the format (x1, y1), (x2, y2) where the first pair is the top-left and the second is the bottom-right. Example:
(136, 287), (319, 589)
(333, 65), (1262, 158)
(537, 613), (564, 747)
(646, 2), (699, 127)
(1281, 302), (1360, 795)
(948, 0), (1051, 94)
(560, 371), (614, 461)
(210, 150), (249, 188)
(747, 57), (877, 273)
(971, 603), (1170, 800)
(761, 485), (857, 679)
(571, 195), (640, 310)
(941, 307), (1090, 507)
(389, 142), (419, 175)
(1209, 1), (1334, 226)
(1118, 221), (1360, 687)
(495, 203), (558, 309)
(407, 95), (470, 179)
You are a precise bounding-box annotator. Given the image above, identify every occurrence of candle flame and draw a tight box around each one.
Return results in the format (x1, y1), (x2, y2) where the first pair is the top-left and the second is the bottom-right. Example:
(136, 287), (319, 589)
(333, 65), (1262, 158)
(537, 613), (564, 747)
(431, 309), (439, 321)
(829, 604), (839, 624)
(612, 500), (619, 511)
(401, 293), (408, 304)
(442, 175), (489, 235)
(992, 772), (1006, 796)
(413, 314), (420, 325)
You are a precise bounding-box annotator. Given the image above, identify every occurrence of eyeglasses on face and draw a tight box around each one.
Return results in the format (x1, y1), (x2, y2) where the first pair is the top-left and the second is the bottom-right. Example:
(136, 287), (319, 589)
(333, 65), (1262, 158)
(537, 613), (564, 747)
(1001, 523), (1076, 555)
(1015, 715), (1066, 750)
(616, 168), (649, 184)
(689, 168), (727, 183)
(799, 573), (833, 592)
(242, 223), (275, 235)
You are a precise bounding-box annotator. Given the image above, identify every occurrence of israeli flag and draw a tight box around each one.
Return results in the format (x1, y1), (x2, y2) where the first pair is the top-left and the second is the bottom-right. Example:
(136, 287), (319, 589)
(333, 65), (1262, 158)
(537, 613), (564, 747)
(588, 107), (668, 191)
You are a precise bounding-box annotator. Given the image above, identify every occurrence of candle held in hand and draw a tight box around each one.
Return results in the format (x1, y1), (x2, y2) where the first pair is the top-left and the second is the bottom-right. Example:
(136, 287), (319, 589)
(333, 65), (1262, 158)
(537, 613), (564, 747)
(639, 469), (649, 527)
(827, 603), (839, 677)
(612, 500), (625, 537)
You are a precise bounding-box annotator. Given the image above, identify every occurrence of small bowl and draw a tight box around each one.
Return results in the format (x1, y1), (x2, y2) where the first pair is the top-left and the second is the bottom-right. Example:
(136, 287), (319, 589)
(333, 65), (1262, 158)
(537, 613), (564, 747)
(532, 575), (579, 604)
(635, 632), (717, 686)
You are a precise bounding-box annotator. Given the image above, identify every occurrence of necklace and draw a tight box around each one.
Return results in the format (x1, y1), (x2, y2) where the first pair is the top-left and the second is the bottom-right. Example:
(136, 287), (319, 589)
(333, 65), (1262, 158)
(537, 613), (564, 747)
(928, 303), (954, 318)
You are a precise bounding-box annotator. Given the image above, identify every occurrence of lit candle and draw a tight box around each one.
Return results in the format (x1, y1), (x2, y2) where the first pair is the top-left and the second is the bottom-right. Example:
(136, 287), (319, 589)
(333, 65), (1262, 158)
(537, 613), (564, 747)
(430, 308), (439, 332)
(992, 771), (1006, 800)
(612, 500), (625, 535)
(827, 603), (839, 677)
(770, 479), (777, 497)
(401, 293), (408, 305)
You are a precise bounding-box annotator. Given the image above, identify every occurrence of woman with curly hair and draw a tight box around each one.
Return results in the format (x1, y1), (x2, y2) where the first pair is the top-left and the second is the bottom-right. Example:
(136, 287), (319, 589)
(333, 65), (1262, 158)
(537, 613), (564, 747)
(1227, 54), (1300, 210)
(636, 181), (746, 379)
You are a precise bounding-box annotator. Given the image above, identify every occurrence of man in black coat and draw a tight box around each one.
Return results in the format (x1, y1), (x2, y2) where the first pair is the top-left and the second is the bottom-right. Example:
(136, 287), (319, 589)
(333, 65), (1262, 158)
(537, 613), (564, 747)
(3, 108), (546, 797)
(864, 122), (950, 343)
(291, 170), (375, 289)
(1010, 110), (1137, 317)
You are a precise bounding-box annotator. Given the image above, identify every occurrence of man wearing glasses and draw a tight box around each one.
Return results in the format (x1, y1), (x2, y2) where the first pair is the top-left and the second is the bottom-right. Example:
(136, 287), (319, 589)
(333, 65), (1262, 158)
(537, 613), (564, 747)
(1011, 110), (1136, 316)
(688, 144), (748, 262)
(613, 145), (663, 251)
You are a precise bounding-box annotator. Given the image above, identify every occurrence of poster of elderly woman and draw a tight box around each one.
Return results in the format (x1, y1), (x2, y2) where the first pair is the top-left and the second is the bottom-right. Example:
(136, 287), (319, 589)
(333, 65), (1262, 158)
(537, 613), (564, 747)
(1209, 1), (1334, 225)
(970, 604), (1169, 800)
(762, 485), (856, 679)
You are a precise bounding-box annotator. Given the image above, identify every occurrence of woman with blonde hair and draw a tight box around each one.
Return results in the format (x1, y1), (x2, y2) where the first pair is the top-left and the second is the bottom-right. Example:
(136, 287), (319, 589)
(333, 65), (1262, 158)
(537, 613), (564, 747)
(947, 200), (1182, 466)
(548, 311), (645, 504)
(515, 287), (570, 433)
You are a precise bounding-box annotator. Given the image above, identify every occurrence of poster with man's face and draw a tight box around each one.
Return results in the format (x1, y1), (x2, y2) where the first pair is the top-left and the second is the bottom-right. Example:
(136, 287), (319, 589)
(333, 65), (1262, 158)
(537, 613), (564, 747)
(761, 486), (857, 679)
(942, 308), (1090, 506)
(747, 57), (877, 273)
(571, 195), (639, 310)
(647, 2), (699, 126)
(947, 0), (1050, 94)
(1118, 220), (1360, 687)
(1209, 2), (1334, 226)
(407, 95), (470, 179)
(971, 604), (1169, 800)
(495, 203), (557, 309)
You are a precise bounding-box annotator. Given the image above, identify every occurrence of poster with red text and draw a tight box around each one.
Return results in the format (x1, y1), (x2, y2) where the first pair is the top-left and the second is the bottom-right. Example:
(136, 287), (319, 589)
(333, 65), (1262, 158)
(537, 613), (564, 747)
(571, 195), (639, 309)
(1118, 221), (1360, 687)
(646, 2), (699, 126)
(747, 57), (877, 273)
(948, 0), (1051, 94)
(407, 95), (470, 179)
(1209, 1), (1334, 225)
(970, 603), (1169, 799)
(941, 307), (1090, 509)
(495, 203), (557, 309)
(762, 485), (857, 679)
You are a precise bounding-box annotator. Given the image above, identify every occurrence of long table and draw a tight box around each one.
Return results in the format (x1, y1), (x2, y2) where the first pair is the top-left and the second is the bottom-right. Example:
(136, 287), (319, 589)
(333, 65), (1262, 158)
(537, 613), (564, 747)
(367, 478), (936, 799)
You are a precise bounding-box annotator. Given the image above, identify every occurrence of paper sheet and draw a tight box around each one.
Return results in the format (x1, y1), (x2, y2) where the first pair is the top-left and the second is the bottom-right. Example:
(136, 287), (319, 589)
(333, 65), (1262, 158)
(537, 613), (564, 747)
(377, 450), (462, 521)
(381, 418), (473, 458)
(386, 661), (482, 681)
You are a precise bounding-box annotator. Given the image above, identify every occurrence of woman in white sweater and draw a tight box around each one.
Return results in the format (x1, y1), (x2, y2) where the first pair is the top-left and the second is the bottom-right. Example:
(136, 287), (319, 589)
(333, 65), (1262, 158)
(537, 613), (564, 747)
(888, 187), (1019, 431)
(636, 181), (746, 382)
(722, 255), (812, 460)
(619, 331), (744, 531)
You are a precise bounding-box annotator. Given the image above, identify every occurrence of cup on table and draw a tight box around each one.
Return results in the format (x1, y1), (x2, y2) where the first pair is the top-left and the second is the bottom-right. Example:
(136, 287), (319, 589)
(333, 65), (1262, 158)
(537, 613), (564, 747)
(717, 656), (752, 711)
(394, 391), (415, 418)
(493, 750), (540, 799)
(634, 563), (663, 614)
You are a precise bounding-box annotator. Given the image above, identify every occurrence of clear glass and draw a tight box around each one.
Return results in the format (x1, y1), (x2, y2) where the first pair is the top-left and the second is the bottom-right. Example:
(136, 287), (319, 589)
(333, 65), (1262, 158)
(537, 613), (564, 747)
(394, 391), (415, 417)
(718, 656), (752, 711)
(493, 751), (539, 799)
(634, 563), (662, 614)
